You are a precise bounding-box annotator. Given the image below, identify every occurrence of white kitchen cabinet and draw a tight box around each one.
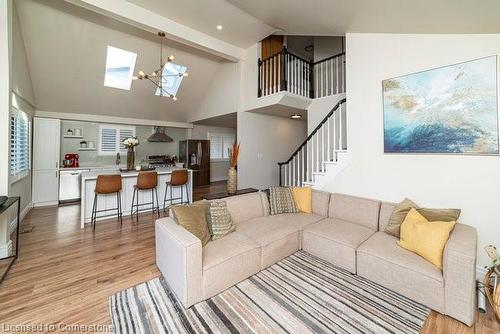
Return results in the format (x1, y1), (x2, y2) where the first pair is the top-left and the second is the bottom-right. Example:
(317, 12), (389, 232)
(32, 170), (59, 205)
(33, 118), (60, 171)
(32, 118), (61, 206)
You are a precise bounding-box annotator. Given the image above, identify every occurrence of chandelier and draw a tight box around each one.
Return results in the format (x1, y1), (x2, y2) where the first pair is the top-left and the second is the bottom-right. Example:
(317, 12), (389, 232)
(133, 32), (188, 100)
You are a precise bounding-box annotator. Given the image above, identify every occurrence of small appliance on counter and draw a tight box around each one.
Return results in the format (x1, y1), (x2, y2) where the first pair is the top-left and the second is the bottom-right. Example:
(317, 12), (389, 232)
(63, 153), (79, 168)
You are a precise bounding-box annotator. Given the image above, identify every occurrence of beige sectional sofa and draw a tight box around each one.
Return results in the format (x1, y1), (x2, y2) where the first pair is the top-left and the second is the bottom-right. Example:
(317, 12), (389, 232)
(155, 190), (477, 326)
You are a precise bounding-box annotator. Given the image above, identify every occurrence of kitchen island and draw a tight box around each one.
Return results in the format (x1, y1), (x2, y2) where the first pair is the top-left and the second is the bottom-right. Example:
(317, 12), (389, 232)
(80, 167), (192, 228)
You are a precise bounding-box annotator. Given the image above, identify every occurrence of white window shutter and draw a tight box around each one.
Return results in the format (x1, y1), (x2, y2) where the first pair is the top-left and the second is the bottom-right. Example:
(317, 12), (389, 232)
(99, 124), (136, 155)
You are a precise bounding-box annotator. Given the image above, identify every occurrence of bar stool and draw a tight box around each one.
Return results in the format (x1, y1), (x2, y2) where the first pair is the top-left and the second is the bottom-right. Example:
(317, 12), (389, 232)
(91, 174), (122, 231)
(131, 171), (160, 221)
(163, 169), (190, 213)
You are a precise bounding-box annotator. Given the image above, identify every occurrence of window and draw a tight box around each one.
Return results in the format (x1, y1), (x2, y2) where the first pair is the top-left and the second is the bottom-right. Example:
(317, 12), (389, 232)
(155, 62), (187, 97)
(208, 133), (235, 161)
(10, 108), (30, 180)
(98, 124), (136, 155)
(104, 46), (137, 90)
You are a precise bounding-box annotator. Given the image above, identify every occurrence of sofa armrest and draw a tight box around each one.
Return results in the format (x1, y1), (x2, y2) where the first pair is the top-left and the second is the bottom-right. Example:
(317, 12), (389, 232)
(155, 217), (202, 308)
(443, 223), (477, 326)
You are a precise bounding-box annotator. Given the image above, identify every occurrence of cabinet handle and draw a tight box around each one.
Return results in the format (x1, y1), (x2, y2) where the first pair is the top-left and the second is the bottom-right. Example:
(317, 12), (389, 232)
(56, 161), (59, 168)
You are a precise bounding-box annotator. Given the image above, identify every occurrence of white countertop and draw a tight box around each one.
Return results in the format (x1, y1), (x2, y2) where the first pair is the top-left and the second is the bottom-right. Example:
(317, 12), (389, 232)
(81, 167), (190, 180)
(59, 165), (126, 171)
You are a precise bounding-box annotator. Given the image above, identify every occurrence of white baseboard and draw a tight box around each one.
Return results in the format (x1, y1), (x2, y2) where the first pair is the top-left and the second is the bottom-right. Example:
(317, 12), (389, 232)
(9, 202), (32, 235)
(0, 240), (13, 258)
(210, 177), (228, 182)
(33, 200), (58, 208)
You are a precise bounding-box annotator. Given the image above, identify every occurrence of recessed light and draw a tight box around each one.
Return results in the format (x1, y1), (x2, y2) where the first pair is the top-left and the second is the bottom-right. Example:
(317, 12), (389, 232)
(290, 113), (302, 119)
(216, 25), (223, 30)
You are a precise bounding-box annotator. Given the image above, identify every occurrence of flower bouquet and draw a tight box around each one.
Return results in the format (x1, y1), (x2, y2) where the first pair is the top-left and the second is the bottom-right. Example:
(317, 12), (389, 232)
(122, 137), (139, 170)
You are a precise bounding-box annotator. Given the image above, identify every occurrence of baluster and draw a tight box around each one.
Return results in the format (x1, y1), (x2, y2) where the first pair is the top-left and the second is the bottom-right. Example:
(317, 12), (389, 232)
(325, 60), (329, 96)
(339, 105), (343, 150)
(327, 116), (331, 161)
(321, 125), (325, 170)
(301, 148), (305, 186)
(332, 111), (337, 154)
(287, 53), (291, 93)
(293, 57), (299, 94)
(311, 134), (315, 173)
(335, 57), (339, 94)
(301, 60), (304, 97)
(316, 130), (320, 173)
(342, 54), (346, 93)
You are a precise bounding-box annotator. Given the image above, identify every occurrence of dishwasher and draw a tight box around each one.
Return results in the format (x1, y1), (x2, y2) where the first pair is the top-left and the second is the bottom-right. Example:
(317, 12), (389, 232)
(59, 169), (90, 203)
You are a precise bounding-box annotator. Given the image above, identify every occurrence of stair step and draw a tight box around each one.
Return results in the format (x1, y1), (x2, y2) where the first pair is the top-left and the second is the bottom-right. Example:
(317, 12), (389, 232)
(312, 172), (326, 176)
(303, 181), (315, 186)
(323, 160), (337, 165)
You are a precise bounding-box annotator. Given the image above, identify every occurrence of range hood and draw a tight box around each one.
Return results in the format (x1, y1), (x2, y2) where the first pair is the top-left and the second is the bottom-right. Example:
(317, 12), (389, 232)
(147, 126), (173, 142)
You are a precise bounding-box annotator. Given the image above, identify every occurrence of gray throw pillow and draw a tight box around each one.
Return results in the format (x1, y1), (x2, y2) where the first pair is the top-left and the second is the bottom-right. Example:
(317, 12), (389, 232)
(269, 186), (299, 215)
(209, 200), (236, 240)
(385, 198), (419, 238)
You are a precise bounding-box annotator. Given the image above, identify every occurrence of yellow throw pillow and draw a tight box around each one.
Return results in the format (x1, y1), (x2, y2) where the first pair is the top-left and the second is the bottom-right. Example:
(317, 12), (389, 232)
(398, 208), (456, 269)
(292, 186), (312, 213)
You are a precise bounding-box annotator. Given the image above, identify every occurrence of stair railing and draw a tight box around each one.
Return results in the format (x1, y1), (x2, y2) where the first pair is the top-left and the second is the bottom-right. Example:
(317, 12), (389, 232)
(278, 98), (347, 187)
(258, 48), (345, 99)
(313, 52), (346, 98)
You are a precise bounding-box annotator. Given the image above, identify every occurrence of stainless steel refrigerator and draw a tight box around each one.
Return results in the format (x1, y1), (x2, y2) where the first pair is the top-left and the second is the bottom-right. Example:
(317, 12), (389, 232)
(179, 140), (210, 186)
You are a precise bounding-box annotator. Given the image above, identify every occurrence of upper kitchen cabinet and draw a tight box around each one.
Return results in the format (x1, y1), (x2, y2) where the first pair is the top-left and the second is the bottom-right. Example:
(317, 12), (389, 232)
(33, 118), (61, 170)
(32, 118), (61, 206)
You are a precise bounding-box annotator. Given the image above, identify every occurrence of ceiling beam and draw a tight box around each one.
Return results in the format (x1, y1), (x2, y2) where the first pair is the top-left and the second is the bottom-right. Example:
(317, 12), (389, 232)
(35, 110), (194, 129)
(64, 0), (245, 62)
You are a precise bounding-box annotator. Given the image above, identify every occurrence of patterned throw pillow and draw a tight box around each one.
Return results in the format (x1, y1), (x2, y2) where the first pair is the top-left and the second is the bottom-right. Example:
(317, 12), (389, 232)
(209, 201), (236, 240)
(269, 186), (299, 215)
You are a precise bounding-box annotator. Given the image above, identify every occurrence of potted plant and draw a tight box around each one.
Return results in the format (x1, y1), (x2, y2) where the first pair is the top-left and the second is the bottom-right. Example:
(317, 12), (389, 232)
(227, 143), (240, 194)
(483, 245), (500, 321)
(122, 137), (139, 171)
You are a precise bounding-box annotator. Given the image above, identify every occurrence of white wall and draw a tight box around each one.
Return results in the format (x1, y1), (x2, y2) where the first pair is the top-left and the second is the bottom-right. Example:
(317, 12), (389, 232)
(238, 111), (307, 189)
(324, 33), (500, 267)
(188, 61), (241, 123)
(10, 2), (36, 213)
(313, 36), (344, 62)
(307, 93), (345, 134)
(190, 124), (237, 182)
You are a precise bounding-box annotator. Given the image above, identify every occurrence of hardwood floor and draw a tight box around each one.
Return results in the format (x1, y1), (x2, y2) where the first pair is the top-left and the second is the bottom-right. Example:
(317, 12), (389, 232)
(0, 184), (499, 333)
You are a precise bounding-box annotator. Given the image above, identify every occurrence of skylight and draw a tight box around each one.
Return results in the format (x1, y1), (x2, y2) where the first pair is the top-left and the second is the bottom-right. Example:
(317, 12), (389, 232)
(155, 62), (187, 97)
(104, 46), (137, 90)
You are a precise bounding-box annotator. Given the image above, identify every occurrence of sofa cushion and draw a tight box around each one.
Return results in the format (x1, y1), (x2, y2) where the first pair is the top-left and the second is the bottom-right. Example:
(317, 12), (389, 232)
(312, 190), (330, 217)
(236, 214), (316, 268)
(302, 218), (374, 273)
(328, 193), (381, 231)
(202, 232), (260, 299)
(379, 202), (397, 232)
(224, 192), (268, 224)
(357, 232), (445, 312)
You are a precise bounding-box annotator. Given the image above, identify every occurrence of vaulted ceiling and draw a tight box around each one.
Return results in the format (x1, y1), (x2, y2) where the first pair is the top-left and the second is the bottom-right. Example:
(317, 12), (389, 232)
(125, 0), (274, 49)
(228, 0), (500, 35)
(15, 0), (234, 123)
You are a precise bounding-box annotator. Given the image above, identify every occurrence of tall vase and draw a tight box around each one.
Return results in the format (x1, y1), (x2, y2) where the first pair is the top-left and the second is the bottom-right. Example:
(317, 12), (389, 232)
(127, 147), (135, 171)
(227, 167), (237, 194)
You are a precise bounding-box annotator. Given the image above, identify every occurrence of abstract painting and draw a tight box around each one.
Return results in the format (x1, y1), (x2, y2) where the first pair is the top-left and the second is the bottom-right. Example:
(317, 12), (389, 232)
(383, 56), (499, 154)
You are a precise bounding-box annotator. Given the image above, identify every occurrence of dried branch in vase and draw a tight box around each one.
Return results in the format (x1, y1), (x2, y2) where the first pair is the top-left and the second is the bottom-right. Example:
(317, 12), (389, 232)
(229, 143), (240, 168)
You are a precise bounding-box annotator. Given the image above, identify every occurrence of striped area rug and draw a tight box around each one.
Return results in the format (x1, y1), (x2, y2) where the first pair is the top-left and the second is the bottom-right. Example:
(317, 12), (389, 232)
(110, 251), (430, 333)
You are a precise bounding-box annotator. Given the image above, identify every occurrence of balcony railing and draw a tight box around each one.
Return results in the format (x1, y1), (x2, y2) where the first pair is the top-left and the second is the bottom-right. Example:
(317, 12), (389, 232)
(258, 47), (345, 99)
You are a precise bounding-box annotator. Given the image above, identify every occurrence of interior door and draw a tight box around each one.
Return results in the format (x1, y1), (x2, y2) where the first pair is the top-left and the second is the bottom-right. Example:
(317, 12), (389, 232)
(261, 35), (284, 59)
